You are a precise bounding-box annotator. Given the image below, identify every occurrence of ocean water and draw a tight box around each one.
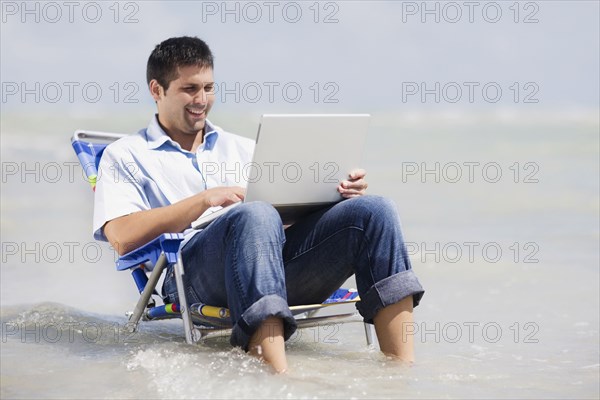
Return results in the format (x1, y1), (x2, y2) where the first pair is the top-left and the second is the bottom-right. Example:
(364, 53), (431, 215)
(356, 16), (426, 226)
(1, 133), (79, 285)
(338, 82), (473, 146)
(1, 113), (598, 399)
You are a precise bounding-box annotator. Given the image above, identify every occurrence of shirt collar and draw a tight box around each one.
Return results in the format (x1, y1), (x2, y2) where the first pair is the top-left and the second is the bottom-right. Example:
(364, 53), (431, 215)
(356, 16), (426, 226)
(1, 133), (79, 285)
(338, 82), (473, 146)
(203, 123), (218, 150)
(145, 114), (219, 152)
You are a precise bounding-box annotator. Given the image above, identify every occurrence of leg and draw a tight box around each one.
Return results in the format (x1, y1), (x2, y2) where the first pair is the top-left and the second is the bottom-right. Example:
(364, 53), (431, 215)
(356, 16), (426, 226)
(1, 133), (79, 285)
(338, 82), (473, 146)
(283, 195), (424, 357)
(248, 316), (288, 373)
(162, 202), (296, 369)
(373, 295), (414, 363)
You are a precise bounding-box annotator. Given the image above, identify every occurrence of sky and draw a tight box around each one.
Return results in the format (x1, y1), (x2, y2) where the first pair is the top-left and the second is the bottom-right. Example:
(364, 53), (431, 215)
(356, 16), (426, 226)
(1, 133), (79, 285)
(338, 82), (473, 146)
(1, 0), (599, 129)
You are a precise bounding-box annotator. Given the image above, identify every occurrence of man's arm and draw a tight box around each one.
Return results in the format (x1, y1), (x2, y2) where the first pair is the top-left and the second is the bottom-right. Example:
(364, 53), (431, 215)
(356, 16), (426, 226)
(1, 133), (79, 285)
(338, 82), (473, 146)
(104, 186), (244, 255)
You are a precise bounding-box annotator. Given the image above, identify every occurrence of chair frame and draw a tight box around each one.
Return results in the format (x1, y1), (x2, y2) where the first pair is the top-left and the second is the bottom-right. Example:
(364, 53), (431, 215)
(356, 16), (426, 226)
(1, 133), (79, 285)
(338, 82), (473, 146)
(71, 129), (376, 346)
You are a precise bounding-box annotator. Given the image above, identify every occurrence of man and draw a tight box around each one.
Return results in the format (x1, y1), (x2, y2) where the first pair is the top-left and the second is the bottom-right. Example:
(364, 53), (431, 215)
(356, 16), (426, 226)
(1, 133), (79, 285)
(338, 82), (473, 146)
(94, 36), (424, 373)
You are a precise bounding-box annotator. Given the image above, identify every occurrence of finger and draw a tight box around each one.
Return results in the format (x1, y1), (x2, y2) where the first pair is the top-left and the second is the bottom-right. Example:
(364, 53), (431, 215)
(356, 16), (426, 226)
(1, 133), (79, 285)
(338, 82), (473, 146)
(222, 194), (243, 207)
(338, 186), (366, 196)
(339, 188), (365, 196)
(341, 179), (368, 191)
(349, 168), (366, 180)
(231, 186), (246, 199)
(229, 193), (244, 202)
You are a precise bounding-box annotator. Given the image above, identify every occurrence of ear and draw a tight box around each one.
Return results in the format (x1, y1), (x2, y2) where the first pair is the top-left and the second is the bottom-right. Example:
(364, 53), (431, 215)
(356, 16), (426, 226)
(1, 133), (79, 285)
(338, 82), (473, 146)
(149, 79), (163, 102)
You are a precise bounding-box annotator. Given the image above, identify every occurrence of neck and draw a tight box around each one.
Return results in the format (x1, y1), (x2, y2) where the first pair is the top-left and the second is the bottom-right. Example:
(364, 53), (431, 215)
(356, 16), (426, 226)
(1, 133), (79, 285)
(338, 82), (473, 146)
(189, 132), (205, 153)
(156, 116), (204, 152)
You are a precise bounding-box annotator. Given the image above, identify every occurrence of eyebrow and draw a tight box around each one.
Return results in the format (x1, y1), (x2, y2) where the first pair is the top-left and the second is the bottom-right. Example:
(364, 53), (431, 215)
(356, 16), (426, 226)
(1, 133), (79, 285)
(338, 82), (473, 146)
(182, 82), (214, 87)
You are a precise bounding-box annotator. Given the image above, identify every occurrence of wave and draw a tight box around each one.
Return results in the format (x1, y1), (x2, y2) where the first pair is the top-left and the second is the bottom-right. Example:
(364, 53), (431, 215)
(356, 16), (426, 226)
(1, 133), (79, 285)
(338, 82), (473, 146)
(1, 302), (186, 350)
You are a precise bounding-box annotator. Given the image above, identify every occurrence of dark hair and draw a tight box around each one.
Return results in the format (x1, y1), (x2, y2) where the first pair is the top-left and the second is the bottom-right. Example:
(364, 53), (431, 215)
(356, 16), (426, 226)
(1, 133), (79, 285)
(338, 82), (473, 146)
(146, 36), (214, 90)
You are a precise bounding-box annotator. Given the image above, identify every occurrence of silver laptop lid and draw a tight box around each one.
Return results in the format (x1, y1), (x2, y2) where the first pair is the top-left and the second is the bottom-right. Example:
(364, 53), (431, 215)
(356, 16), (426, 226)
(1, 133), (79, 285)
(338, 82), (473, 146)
(244, 114), (370, 206)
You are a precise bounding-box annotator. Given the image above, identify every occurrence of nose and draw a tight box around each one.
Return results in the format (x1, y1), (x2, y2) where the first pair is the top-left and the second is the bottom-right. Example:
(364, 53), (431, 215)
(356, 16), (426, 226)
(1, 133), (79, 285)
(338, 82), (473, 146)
(193, 89), (208, 106)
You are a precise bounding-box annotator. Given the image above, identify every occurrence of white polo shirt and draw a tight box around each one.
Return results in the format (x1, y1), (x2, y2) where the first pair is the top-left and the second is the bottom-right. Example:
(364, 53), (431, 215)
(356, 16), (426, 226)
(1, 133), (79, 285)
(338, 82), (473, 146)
(93, 115), (255, 242)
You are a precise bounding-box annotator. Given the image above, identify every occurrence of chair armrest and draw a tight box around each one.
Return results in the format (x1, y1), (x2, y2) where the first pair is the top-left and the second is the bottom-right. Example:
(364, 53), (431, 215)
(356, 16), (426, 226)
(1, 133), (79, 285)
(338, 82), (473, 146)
(116, 233), (184, 271)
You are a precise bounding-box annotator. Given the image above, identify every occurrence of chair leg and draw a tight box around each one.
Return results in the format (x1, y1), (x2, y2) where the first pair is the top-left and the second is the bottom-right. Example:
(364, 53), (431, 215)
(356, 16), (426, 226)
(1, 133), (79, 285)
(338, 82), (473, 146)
(364, 322), (376, 346)
(127, 254), (167, 331)
(173, 255), (202, 344)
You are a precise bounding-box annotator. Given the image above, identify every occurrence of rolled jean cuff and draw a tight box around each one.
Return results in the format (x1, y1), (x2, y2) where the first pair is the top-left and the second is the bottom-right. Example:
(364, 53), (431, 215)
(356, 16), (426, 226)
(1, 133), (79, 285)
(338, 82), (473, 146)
(356, 269), (425, 324)
(230, 294), (298, 351)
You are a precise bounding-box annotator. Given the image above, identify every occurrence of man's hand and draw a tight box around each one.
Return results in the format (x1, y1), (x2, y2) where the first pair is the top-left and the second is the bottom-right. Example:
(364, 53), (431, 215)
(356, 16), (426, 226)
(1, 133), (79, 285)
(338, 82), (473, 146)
(338, 169), (368, 198)
(104, 186), (245, 255)
(204, 186), (246, 208)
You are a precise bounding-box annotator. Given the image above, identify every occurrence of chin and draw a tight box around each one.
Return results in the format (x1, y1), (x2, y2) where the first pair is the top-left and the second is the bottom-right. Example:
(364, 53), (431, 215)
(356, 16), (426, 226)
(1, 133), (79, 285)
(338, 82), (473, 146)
(195, 121), (207, 130)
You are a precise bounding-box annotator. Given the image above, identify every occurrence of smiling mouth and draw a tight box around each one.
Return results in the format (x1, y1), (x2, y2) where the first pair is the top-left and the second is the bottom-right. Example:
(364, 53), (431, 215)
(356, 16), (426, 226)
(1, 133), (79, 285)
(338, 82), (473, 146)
(186, 108), (205, 119)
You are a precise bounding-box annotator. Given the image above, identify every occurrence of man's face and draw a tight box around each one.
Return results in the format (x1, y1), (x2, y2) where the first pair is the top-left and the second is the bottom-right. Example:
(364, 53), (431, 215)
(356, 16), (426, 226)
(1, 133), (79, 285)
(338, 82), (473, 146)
(151, 65), (215, 138)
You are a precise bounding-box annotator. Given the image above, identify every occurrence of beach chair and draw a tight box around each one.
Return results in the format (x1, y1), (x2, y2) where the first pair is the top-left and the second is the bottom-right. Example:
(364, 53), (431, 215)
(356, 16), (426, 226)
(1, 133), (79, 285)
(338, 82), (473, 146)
(71, 130), (376, 345)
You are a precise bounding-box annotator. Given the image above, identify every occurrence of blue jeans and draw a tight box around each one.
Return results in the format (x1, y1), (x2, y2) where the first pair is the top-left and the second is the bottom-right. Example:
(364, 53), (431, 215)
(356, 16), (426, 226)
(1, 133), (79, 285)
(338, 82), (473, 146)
(163, 195), (424, 350)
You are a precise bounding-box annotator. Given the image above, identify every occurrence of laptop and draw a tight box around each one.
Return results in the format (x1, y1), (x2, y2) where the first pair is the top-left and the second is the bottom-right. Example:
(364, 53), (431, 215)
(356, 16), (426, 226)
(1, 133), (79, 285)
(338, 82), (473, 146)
(191, 114), (370, 229)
